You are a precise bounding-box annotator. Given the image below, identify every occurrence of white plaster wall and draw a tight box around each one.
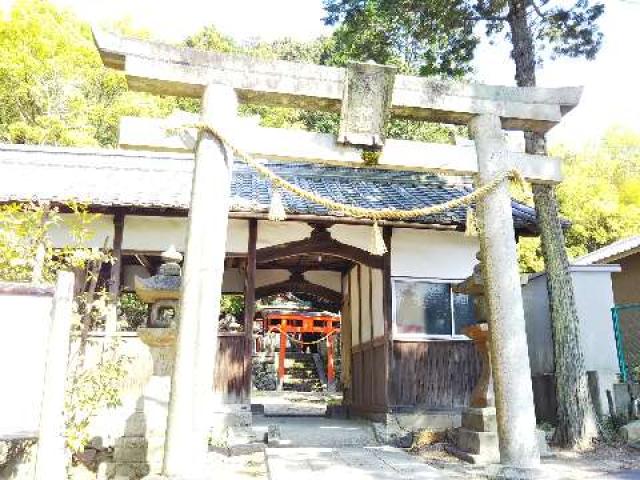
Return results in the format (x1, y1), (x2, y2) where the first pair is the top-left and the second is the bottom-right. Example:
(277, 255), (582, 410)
(0, 292), (53, 435)
(257, 221), (311, 248)
(330, 224), (372, 252)
(573, 268), (621, 405)
(256, 269), (290, 288)
(223, 268), (244, 293)
(304, 271), (342, 292)
(522, 265), (621, 411)
(255, 269), (341, 292)
(227, 219), (249, 253)
(121, 217), (248, 253)
(391, 228), (479, 280)
(50, 213), (114, 248)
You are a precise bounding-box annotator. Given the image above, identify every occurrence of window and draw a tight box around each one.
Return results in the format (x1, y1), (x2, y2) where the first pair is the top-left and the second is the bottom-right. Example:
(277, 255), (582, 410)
(393, 278), (477, 339)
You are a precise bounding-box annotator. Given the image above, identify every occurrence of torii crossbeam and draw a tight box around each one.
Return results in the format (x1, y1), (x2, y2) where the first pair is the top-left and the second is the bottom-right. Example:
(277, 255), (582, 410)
(92, 28), (580, 478)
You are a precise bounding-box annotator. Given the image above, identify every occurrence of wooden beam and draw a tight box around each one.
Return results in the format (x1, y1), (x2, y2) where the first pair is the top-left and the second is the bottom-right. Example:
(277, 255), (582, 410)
(94, 29), (582, 133)
(256, 226), (384, 270)
(243, 219), (257, 402)
(118, 115), (563, 184)
(382, 226), (393, 408)
(109, 211), (125, 296)
(255, 278), (343, 307)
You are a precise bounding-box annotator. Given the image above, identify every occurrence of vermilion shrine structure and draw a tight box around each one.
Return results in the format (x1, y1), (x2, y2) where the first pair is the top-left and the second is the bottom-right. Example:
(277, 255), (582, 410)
(61, 29), (583, 478)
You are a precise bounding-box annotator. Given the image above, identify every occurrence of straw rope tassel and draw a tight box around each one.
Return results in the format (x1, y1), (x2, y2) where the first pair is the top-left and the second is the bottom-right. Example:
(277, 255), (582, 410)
(369, 221), (388, 256)
(268, 188), (287, 221)
(465, 206), (478, 237)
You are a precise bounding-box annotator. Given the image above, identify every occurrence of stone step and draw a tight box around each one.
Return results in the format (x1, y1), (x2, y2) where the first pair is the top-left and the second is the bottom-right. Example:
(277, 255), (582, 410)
(456, 428), (499, 456)
(461, 407), (497, 432)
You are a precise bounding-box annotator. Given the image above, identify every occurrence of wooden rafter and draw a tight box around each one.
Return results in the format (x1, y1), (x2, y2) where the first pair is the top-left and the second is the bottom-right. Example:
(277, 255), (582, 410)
(255, 277), (343, 308)
(256, 225), (383, 270)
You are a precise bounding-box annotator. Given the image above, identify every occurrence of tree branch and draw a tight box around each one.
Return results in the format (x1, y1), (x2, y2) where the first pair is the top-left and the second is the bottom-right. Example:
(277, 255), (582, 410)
(530, 0), (548, 19)
(468, 15), (509, 22)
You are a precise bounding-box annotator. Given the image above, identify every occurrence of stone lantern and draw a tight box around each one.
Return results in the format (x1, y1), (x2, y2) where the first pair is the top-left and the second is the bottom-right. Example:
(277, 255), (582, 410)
(112, 246), (182, 478)
(449, 257), (499, 465)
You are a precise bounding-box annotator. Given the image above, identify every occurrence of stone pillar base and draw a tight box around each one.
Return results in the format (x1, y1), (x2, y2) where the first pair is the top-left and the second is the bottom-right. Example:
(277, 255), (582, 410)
(486, 464), (543, 479)
(447, 407), (500, 465)
(211, 403), (252, 429)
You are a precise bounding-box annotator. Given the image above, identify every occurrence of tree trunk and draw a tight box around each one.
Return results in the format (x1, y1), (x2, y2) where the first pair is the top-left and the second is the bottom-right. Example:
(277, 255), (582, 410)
(507, 0), (597, 448)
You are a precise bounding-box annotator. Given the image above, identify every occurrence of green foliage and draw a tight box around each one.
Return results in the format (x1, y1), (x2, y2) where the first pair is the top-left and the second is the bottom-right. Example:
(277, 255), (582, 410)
(518, 128), (640, 272)
(324, 0), (477, 77)
(118, 292), (149, 331)
(556, 127), (640, 259)
(0, 0), (174, 147)
(220, 294), (244, 317)
(65, 341), (130, 454)
(0, 202), (111, 282)
(323, 1), (605, 75)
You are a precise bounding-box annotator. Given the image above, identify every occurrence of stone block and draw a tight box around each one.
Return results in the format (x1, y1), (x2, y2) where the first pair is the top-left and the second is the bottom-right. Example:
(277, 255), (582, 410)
(114, 462), (150, 479)
(536, 429), (551, 458)
(114, 445), (147, 464)
(621, 420), (640, 444)
(267, 424), (281, 446)
(445, 445), (499, 465)
(123, 412), (147, 437)
(462, 408), (497, 432)
(393, 411), (461, 432)
(457, 428), (498, 455)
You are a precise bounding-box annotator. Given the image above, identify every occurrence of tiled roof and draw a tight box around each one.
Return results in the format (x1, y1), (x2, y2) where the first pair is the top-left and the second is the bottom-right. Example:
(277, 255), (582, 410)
(574, 236), (640, 265)
(0, 143), (539, 231)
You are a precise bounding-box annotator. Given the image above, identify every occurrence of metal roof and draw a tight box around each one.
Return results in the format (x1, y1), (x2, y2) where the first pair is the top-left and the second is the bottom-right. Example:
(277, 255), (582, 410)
(574, 236), (640, 265)
(0, 143), (539, 231)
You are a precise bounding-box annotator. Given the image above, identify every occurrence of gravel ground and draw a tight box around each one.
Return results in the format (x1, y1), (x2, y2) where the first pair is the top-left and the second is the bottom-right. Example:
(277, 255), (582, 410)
(413, 442), (640, 479)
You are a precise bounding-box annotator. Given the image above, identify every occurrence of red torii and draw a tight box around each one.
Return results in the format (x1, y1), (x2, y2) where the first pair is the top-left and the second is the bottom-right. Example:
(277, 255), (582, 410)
(260, 310), (341, 389)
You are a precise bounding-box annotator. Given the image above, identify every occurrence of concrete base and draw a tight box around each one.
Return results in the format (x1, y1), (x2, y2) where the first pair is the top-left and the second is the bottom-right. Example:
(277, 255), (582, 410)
(486, 464), (543, 479)
(451, 407), (500, 465)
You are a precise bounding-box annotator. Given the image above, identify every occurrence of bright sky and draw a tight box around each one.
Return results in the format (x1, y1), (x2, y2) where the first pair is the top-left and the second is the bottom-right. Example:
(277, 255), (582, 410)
(3, 0), (639, 148)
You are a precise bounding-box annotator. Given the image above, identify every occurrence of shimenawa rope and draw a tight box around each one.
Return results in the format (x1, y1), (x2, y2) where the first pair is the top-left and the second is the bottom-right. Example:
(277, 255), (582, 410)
(184, 123), (527, 254)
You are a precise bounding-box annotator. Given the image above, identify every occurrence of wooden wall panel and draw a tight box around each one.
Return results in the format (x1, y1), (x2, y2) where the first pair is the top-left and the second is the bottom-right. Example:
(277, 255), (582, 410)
(350, 339), (388, 412)
(390, 340), (482, 410)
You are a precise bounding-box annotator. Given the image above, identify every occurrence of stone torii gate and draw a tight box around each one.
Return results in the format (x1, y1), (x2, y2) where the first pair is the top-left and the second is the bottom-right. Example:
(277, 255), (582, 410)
(93, 29), (580, 478)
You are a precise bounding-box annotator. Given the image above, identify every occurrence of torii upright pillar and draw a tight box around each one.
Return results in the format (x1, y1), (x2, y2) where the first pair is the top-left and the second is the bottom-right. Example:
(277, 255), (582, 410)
(470, 114), (540, 475)
(162, 83), (237, 477)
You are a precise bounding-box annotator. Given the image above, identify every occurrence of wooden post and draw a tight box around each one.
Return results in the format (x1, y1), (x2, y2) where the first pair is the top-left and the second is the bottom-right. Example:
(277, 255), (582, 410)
(34, 271), (75, 480)
(31, 201), (51, 284)
(327, 331), (335, 388)
(163, 84), (238, 477)
(382, 227), (393, 408)
(278, 318), (287, 391)
(106, 211), (124, 334)
(244, 219), (257, 400)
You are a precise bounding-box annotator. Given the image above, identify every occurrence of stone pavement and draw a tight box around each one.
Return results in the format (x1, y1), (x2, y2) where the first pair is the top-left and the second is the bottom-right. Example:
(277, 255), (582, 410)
(253, 416), (377, 448)
(266, 446), (451, 480)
